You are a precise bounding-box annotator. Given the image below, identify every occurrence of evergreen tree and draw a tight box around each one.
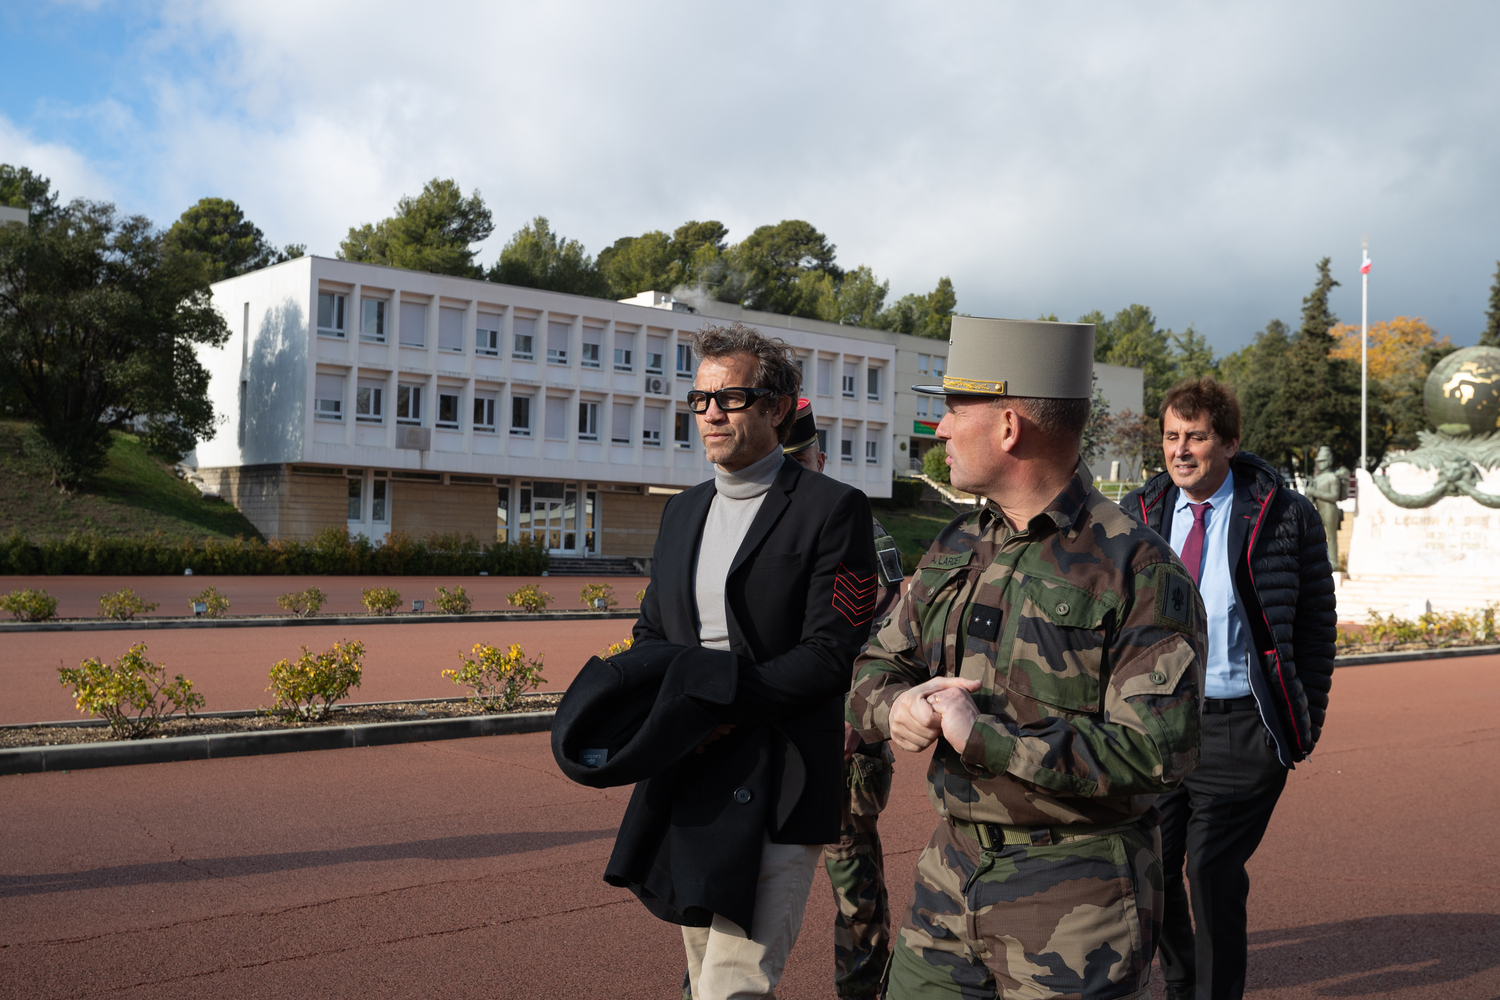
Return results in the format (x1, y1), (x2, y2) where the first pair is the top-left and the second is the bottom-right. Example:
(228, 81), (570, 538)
(1267, 258), (1361, 469)
(491, 216), (608, 296)
(0, 164), (60, 222)
(166, 197), (300, 280)
(341, 179), (493, 278)
(0, 183), (230, 485)
(1222, 319), (1291, 461)
(1482, 261), (1500, 347)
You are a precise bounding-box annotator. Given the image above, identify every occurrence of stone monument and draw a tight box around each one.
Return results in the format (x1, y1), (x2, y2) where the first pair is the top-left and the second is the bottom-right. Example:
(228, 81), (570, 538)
(1337, 345), (1500, 618)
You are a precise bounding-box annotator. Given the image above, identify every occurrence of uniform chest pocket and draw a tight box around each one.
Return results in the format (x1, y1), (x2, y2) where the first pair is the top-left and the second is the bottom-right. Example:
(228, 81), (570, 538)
(1005, 580), (1113, 715)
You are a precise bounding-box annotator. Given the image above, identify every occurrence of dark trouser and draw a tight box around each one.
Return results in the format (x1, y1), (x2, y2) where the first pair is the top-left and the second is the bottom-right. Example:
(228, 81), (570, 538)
(1158, 698), (1289, 1000)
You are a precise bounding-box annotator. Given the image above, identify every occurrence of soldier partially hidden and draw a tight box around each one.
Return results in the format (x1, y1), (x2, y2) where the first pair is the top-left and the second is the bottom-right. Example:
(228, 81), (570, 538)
(783, 397), (903, 1000)
(848, 317), (1207, 999)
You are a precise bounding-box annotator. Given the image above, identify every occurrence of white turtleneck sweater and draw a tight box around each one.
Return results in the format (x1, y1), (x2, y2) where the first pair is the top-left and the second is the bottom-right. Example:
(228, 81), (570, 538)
(694, 444), (785, 651)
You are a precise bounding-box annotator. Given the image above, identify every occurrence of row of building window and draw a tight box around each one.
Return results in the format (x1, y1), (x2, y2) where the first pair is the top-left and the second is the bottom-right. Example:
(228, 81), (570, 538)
(313, 374), (882, 461)
(315, 292), (887, 400)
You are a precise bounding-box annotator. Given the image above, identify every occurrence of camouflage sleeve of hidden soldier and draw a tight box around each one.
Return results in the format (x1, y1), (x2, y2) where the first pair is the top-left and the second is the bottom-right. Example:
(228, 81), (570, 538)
(849, 556), (1206, 799)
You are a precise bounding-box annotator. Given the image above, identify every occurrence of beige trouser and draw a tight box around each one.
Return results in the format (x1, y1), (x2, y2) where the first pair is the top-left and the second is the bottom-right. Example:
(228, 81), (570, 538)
(682, 835), (823, 1000)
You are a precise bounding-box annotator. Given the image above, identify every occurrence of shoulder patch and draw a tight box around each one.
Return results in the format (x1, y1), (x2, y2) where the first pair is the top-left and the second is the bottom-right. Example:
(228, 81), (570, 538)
(926, 551), (974, 571)
(1153, 564), (1196, 634)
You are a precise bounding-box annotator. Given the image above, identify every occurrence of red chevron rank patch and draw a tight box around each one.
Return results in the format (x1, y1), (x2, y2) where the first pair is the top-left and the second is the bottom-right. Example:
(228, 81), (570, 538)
(832, 563), (877, 626)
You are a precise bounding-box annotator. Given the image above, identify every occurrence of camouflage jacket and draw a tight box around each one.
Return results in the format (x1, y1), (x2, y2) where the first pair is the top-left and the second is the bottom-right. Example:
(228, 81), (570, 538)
(848, 462), (1207, 827)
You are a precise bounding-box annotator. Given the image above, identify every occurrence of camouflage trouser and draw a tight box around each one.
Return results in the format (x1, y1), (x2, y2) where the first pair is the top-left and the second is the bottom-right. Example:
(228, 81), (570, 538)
(889, 816), (1162, 1000)
(823, 743), (895, 1000)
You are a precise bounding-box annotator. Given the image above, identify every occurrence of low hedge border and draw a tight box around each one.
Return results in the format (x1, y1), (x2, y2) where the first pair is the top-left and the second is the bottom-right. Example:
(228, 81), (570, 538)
(0, 608), (641, 633)
(0, 528), (550, 576)
(0, 710), (554, 776)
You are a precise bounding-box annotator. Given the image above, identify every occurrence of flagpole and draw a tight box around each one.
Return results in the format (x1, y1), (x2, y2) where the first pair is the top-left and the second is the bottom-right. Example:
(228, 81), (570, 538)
(1360, 239), (1370, 477)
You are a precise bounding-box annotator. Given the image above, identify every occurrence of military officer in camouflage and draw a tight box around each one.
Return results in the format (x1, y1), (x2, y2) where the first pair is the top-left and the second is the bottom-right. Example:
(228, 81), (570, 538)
(784, 397), (903, 1000)
(848, 316), (1207, 999)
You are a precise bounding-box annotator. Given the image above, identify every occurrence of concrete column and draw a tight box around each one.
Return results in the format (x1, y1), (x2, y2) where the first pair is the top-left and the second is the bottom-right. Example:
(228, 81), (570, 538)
(389, 289), (401, 347)
(461, 376), (474, 455)
(632, 393), (646, 469)
(383, 368), (398, 450)
(465, 299), (478, 376)
(567, 388), (580, 461)
(342, 367), (357, 447)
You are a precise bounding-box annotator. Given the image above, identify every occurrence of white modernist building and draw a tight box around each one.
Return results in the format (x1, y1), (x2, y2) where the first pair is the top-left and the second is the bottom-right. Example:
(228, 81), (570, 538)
(197, 257), (897, 559)
(196, 256), (1141, 562)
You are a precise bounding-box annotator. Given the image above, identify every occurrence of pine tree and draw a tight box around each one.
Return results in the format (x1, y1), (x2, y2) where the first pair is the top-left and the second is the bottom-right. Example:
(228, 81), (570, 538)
(1268, 258), (1361, 469)
(1481, 261), (1500, 347)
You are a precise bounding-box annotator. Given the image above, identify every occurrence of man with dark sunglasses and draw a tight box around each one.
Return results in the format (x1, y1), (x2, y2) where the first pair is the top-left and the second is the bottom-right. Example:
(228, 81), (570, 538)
(608, 322), (879, 1000)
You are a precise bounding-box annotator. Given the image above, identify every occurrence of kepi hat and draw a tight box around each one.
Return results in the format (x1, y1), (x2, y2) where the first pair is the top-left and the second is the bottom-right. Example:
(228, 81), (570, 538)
(913, 316), (1095, 399)
(783, 398), (819, 455)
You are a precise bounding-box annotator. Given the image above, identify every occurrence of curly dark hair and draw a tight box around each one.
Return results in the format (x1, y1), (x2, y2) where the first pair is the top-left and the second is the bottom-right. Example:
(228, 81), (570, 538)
(690, 322), (803, 442)
(1159, 377), (1242, 442)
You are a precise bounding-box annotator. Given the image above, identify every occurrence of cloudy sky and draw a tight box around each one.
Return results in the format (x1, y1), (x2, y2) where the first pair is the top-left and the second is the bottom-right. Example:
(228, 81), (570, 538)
(4, 1), (1498, 355)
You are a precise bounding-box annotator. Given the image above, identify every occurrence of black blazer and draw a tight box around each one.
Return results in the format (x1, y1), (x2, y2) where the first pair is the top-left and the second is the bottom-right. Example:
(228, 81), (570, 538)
(603, 454), (877, 932)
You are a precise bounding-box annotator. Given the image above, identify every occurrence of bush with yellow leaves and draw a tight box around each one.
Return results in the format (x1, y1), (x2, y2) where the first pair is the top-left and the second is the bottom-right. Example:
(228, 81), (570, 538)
(444, 642), (545, 710)
(58, 644), (205, 739)
(267, 639), (365, 720)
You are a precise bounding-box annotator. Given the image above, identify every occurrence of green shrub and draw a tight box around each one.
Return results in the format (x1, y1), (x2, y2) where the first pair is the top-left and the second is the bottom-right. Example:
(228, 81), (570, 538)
(506, 583), (552, 613)
(921, 443), (950, 484)
(444, 642), (545, 710)
(433, 585), (473, 614)
(2, 587), (59, 621)
(875, 477), (924, 509)
(635, 587), (647, 604)
(0, 528), (550, 576)
(362, 587), (402, 615)
(58, 644), (205, 739)
(580, 582), (617, 609)
(190, 586), (230, 618)
(267, 639), (364, 720)
(99, 588), (159, 621)
(276, 586), (327, 617)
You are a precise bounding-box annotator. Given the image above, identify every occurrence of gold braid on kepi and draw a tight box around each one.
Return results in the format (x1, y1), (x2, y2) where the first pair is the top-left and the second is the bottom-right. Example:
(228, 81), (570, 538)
(783, 398), (819, 454)
(911, 317), (1095, 400)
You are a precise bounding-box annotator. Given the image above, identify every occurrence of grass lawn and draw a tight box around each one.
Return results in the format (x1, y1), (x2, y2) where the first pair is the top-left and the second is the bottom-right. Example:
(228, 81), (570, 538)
(0, 420), (264, 541)
(872, 499), (965, 571)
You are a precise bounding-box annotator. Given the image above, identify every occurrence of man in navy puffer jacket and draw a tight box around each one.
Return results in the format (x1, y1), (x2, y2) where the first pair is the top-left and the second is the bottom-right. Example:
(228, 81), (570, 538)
(1121, 377), (1336, 1000)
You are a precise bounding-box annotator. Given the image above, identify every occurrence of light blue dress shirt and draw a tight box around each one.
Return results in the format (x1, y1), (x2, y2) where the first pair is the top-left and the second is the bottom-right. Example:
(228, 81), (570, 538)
(1168, 471), (1251, 699)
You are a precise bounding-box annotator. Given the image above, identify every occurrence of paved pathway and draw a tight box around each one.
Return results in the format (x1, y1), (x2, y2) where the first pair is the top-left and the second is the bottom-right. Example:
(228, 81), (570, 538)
(1, 656), (1497, 998)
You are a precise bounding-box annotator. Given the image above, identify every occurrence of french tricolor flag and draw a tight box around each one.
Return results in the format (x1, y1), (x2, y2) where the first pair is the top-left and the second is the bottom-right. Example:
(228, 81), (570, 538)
(1360, 252), (1372, 275)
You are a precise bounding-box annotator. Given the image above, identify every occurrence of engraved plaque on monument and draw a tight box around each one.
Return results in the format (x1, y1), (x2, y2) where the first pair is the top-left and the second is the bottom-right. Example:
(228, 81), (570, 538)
(1337, 346), (1500, 616)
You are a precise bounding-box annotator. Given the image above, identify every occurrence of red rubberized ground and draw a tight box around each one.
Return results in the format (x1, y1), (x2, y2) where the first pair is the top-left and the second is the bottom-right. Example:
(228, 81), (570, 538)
(0, 574), (649, 620)
(2, 657), (1497, 998)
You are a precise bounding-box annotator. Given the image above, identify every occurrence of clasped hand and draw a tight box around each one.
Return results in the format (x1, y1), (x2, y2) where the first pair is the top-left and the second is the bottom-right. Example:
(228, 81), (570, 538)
(889, 676), (982, 753)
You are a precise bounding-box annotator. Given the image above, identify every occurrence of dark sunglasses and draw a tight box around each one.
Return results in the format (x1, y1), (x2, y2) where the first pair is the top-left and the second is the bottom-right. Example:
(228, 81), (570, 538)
(684, 386), (779, 413)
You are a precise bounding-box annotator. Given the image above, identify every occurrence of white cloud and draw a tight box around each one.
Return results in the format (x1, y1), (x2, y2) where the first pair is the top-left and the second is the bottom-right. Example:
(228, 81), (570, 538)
(12, 0), (1500, 349)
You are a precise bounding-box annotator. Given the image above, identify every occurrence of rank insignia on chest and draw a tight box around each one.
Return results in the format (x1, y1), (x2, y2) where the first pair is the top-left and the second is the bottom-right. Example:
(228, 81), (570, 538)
(1154, 565), (1195, 633)
(966, 604), (1002, 642)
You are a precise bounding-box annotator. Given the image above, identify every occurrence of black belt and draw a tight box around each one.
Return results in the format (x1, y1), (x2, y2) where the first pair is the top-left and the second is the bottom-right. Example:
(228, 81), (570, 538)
(1203, 695), (1257, 714)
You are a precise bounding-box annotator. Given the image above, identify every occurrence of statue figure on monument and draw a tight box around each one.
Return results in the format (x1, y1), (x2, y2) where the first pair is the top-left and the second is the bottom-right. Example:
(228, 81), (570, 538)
(1305, 446), (1346, 569)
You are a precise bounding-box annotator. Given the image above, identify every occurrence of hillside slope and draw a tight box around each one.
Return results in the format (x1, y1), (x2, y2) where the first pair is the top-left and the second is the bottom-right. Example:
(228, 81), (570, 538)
(0, 421), (264, 541)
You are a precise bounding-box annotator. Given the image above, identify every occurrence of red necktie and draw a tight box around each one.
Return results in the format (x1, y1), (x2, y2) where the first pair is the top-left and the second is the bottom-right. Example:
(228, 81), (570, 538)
(1180, 501), (1211, 585)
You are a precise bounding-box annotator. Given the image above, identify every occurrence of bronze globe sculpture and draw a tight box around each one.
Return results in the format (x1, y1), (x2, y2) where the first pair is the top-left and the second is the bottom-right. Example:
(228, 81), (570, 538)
(1424, 345), (1500, 436)
(1373, 346), (1500, 508)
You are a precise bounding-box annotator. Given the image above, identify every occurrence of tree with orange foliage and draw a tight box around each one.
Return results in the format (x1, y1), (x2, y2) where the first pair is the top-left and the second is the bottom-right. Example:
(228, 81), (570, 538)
(1329, 316), (1451, 382)
(1328, 316), (1460, 458)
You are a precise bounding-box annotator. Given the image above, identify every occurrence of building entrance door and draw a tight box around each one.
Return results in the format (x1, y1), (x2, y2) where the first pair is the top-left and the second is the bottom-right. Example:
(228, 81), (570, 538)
(509, 480), (597, 556)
